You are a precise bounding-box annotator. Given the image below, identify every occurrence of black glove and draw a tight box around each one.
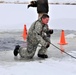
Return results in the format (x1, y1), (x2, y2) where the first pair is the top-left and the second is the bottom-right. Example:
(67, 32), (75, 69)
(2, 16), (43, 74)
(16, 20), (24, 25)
(46, 29), (53, 35)
(27, 1), (37, 8)
(46, 43), (50, 48)
(49, 29), (53, 34)
(28, 4), (32, 8)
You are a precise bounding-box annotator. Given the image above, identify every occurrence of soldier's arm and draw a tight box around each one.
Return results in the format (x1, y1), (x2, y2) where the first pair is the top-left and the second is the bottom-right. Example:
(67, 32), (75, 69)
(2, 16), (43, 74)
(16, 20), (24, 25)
(43, 25), (53, 37)
(42, 25), (53, 43)
(34, 22), (49, 47)
(43, 24), (49, 33)
(35, 22), (42, 35)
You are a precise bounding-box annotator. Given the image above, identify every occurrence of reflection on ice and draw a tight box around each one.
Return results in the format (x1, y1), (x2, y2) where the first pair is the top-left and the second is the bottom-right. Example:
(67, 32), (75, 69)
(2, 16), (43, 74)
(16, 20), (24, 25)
(0, 29), (76, 62)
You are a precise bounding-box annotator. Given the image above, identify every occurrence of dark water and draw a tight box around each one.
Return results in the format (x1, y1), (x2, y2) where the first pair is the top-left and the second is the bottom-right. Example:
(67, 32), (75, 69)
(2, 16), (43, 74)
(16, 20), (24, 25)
(0, 30), (76, 62)
(0, 29), (76, 51)
(0, 31), (27, 51)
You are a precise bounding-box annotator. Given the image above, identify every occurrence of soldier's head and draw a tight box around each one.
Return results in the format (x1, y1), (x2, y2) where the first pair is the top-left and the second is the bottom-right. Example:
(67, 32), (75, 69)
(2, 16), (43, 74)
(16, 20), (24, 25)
(41, 14), (49, 24)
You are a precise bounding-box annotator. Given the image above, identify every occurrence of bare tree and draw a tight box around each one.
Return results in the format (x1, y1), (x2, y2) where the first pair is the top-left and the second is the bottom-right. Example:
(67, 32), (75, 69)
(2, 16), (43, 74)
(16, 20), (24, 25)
(0, 0), (76, 5)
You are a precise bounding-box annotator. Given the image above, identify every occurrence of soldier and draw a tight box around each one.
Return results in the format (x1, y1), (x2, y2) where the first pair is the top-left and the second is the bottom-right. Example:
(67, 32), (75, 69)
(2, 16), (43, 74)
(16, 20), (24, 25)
(13, 14), (53, 59)
(27, 0), (49, 18)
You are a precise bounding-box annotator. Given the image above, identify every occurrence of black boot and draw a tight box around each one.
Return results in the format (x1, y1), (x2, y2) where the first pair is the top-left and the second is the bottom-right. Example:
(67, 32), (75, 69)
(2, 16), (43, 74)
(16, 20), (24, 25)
(13, 45), (20, 56)
(38, 54), (48, 59)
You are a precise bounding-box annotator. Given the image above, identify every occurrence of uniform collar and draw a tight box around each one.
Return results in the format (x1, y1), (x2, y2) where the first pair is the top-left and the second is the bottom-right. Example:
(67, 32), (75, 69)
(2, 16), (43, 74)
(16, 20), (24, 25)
(38, 18), (45, 25)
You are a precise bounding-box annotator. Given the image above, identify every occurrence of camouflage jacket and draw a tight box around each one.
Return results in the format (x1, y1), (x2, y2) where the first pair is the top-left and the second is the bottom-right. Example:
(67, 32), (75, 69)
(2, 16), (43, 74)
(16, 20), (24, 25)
(27, 19), (50, 47)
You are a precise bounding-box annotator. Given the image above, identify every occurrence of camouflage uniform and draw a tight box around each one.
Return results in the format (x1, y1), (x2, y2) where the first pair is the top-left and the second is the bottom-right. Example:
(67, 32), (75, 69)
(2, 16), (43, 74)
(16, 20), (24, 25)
(19, 19), (50, 58)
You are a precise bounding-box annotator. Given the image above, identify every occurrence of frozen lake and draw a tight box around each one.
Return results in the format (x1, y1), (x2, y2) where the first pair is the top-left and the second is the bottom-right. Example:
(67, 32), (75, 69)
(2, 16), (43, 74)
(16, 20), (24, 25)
(0, 30), (76, 75)
(0, 4), (76, 30)
(0, 4), (76, 75)
(0, 29), (76, 62)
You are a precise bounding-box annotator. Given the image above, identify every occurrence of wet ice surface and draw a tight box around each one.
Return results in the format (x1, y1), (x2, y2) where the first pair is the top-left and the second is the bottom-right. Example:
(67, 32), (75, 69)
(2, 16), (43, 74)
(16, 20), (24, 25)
(0, 30), (28, 63)
(0, 31), (27, 51)
(0, 29), (76, 63)
(0, 30), (76, 75)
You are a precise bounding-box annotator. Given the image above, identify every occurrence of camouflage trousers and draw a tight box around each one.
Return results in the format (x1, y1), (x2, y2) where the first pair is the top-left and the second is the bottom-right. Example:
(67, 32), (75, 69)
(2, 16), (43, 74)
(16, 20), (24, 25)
(19, 43), (48, 59)
(18, 36), (50, 58)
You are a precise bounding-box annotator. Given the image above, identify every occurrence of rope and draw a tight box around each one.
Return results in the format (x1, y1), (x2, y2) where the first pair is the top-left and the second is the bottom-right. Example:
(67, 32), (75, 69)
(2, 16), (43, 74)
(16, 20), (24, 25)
(50, 42), (76, 59)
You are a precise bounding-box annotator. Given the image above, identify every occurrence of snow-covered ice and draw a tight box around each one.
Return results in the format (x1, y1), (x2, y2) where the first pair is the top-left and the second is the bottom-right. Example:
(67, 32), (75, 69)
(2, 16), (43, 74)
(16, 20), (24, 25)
(0, 3), (76, 75)
(65, 34), (76, 38)
(0, 4), (76, 30)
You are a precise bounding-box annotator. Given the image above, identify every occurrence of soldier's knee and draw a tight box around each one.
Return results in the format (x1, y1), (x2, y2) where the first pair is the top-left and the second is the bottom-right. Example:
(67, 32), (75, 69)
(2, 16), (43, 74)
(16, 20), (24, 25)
(19, 47), (27, 58)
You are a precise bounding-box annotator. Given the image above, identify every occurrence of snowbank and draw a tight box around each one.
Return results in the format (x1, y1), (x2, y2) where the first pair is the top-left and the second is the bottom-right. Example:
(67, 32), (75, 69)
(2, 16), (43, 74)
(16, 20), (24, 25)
(65, 34), (76, 38)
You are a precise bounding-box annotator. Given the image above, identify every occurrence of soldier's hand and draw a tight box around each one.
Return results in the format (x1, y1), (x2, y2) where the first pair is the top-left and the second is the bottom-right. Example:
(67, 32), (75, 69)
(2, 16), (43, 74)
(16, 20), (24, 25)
(27, 4), (31, 8)
(27, 1), (37, 8)
(49, 29), (53, 34)
(27, 1), (33, 8)
(46, 43), (50, 48)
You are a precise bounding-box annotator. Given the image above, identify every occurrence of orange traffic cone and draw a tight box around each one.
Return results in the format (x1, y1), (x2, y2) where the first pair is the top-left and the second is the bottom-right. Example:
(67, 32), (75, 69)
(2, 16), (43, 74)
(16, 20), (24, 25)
(58, 30), (67, 45)
(22, 25), (27, 40)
